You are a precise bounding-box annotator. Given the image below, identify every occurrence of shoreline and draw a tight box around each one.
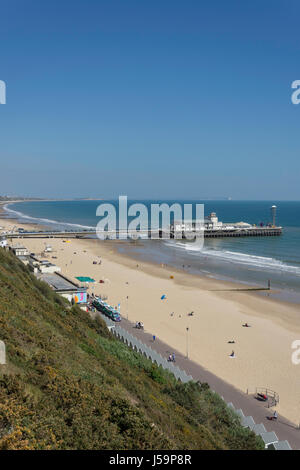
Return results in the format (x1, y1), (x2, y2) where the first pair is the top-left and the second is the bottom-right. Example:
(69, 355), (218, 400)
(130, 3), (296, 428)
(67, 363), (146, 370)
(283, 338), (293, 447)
(1, 202), (296, 309)
(1, 201), (299, 326)
(2, 200), (300, 306)
(1, 212), (300, 424)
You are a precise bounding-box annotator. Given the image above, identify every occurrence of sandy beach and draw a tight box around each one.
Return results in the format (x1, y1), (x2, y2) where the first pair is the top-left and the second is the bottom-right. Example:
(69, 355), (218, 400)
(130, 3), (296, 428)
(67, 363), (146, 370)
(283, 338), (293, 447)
(1, 212), (300, 425)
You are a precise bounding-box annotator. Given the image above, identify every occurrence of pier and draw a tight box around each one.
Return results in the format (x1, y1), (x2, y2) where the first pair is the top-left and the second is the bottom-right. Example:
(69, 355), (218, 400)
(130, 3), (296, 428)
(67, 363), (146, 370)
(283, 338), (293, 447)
(4, 230), (97, 239)
(172, 226), (282, 239)
(171, 210), (282, 238)
(202, 226), (282, 238)
(2, 225), (282, 239)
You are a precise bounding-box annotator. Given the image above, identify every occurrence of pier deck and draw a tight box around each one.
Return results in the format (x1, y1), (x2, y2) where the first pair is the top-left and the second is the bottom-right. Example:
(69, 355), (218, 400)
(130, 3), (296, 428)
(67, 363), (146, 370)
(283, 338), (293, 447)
(2, 226), (282, 239)
(202, 227), (282, 238)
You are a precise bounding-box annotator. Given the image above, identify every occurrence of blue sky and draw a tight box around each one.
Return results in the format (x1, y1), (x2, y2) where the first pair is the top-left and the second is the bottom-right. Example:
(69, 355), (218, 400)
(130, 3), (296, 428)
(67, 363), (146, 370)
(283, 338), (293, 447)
(0, 0), (300, 199)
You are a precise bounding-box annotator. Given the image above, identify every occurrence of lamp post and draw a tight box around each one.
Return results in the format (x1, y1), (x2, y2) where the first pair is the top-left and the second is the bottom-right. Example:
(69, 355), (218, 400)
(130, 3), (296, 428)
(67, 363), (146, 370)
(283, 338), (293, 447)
(186, 327), (189, 359)
(125, 281), (129, 320)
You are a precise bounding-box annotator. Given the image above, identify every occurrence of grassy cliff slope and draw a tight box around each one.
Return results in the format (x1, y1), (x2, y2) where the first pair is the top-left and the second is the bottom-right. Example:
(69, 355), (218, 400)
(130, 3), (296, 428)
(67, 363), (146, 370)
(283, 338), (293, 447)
(0, 248), (264, 450)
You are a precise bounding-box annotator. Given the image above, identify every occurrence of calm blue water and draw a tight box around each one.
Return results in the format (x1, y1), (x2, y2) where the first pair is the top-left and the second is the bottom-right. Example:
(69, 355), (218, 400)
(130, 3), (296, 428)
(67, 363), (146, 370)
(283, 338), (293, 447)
(5, 200), (300, 297)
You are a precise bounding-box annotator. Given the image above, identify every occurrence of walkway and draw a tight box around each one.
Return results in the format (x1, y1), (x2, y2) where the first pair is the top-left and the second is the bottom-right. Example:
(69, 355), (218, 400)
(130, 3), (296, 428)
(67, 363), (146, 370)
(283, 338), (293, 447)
(112, 316), (300, 449)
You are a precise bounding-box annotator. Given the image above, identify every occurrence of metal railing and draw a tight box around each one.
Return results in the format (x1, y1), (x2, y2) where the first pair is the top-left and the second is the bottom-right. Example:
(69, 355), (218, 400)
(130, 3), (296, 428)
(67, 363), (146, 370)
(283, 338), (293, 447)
(247, 387), (279, 408)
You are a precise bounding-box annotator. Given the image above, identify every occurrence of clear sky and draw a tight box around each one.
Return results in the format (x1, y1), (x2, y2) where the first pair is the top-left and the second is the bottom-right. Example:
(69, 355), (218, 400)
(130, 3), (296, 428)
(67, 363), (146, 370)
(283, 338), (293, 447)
(0, 0), (300, 200)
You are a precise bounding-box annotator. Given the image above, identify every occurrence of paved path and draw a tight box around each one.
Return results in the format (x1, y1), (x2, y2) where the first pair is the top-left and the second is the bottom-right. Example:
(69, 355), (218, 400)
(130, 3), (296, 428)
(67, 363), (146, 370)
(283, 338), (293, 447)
(118, 317), (300, 450)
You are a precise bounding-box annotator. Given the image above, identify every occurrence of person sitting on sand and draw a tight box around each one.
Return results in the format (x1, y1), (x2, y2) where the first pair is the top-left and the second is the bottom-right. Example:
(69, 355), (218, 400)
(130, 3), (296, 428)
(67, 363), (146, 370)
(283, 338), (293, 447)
(229, 350), (235, 358)
(228, 340), (235, 344)
(242, 323), (250, 327)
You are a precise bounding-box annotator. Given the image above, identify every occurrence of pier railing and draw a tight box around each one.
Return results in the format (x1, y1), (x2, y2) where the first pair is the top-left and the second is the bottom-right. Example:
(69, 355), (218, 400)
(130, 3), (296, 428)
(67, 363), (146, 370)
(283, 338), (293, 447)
(3, 226), (282, 239)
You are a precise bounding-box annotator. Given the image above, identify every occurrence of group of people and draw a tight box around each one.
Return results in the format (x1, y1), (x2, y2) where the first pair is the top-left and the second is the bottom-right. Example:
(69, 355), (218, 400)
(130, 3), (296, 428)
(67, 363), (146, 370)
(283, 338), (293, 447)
(168, 353), (176, 362)
(170, 311), (194, 317)
(93, 259), (101, 265)
(228, 322), (252, 357)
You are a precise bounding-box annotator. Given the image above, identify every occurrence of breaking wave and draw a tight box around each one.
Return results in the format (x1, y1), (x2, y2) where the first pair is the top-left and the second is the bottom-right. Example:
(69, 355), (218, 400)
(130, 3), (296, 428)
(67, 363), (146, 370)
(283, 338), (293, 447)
(166, 239), (300, 276)
(4, 204), (95, 231)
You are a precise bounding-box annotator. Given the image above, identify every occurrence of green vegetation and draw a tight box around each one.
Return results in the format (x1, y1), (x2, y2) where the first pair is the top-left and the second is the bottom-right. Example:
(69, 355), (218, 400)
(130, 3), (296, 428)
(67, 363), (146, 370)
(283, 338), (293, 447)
(0, 248), (264, 450)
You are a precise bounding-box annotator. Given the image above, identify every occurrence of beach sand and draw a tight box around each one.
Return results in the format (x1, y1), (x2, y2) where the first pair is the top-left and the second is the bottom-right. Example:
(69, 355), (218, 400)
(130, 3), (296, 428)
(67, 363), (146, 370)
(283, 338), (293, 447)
(1, 214), (300, 425)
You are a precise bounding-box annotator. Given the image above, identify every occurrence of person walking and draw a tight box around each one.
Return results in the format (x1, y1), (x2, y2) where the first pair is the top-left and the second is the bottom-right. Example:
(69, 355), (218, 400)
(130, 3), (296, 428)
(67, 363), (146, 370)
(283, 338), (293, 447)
(172, 352), (175, 362)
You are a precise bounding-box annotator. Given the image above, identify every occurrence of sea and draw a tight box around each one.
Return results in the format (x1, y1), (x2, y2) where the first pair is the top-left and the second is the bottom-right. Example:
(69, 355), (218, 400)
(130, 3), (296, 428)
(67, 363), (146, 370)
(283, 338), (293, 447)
(4, 200), (300, 302)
